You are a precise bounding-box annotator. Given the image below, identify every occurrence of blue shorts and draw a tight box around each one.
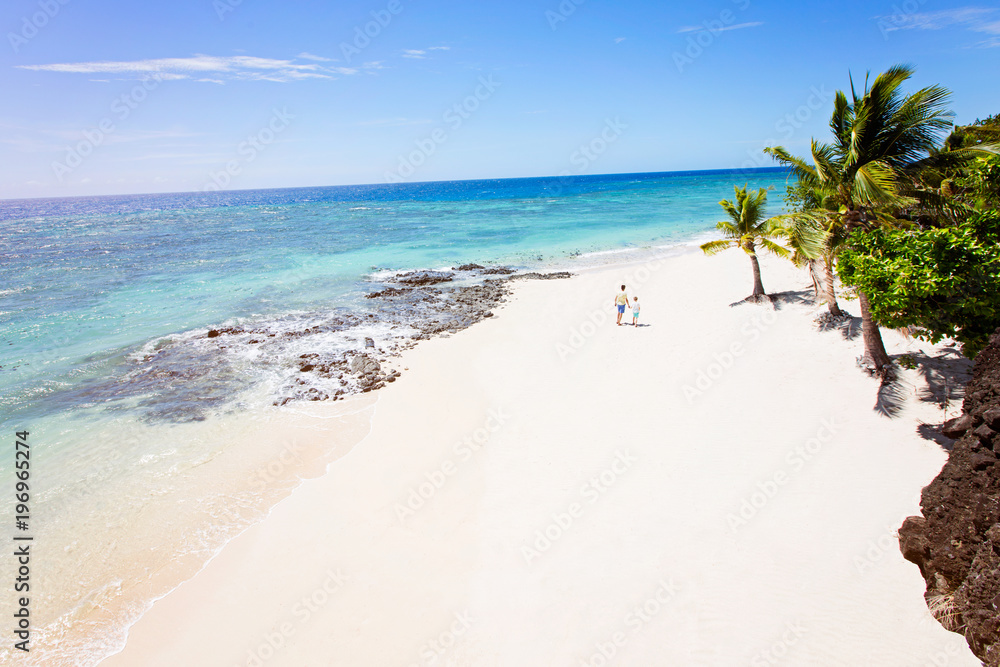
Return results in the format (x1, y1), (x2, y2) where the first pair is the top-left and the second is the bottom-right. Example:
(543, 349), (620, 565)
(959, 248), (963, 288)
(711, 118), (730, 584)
(617, 305), (626, 314)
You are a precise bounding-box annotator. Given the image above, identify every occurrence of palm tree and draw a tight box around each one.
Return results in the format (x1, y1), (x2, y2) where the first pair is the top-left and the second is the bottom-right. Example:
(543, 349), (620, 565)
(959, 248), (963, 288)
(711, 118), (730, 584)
(765, 64), (993, 374)
(767, 209), (830, 303)
(772, 180), (845, 315)
(700, 184), (790, 302)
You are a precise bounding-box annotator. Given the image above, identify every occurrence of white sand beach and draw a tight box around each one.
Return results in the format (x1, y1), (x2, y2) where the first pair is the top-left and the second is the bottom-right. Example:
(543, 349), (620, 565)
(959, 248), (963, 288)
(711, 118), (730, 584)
(101, 247), (979, 666)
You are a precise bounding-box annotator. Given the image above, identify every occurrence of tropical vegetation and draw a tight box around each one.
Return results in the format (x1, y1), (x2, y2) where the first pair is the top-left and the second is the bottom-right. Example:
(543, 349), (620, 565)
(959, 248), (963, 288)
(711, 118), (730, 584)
(838, 209), (1000, 357)
(763, 64), (998, 374)
(700, 185), (800, 302)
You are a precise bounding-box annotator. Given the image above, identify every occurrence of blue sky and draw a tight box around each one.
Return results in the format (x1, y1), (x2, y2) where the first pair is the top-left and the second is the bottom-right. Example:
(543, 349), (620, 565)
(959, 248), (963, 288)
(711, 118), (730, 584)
(1, 0), (998, 199)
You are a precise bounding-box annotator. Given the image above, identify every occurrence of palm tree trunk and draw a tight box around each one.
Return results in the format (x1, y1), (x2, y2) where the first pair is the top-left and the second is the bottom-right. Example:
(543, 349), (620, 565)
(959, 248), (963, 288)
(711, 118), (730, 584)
(858, 290), (893, 373)
(808, 259), (822, 302)
(822, 256), (844, 317)
(750, 254), (765, 297)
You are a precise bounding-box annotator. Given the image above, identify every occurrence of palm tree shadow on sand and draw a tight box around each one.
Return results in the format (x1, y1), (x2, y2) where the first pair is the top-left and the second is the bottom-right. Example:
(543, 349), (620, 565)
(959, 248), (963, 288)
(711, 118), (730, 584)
(816, 312), (862, 341)
(728, 294), (777, 309)
(873, 348), (973, 439)
(769, 289), (819, 310)
(911, 349), (973, 447)
(731, 289), (863, 342)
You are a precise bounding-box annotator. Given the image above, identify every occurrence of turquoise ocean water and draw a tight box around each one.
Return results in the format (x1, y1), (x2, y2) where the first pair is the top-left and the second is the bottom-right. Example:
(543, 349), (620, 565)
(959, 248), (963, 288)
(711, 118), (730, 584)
(0, 168), (789, 664)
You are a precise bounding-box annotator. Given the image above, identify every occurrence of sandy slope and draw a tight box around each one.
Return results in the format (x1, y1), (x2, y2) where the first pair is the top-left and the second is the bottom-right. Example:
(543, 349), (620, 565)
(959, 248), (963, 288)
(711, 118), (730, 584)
(102, 247), (979, 666)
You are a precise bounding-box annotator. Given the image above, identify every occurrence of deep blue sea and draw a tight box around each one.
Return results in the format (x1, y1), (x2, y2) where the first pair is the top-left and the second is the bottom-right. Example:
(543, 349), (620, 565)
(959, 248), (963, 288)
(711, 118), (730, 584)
(0, 167), (790, 664)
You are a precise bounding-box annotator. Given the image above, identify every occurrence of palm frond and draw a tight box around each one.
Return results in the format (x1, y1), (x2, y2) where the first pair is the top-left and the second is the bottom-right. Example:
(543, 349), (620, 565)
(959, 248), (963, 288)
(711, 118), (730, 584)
(715, 220), (740, 237)
(830, 91), (852, 147)
(811, 141), (842, 186)
(758, 237), (791, 259)
(853, 162), (905, 207)
(901, 144), (1000, 174)
(764, 146), (818, 185)
(700, 239), (735, 256)
(767, 213), (829, 260)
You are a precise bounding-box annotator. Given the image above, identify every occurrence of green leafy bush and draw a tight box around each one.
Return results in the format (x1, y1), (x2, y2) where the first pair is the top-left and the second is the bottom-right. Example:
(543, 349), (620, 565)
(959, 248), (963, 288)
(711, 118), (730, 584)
(838, 210), (1000, 357)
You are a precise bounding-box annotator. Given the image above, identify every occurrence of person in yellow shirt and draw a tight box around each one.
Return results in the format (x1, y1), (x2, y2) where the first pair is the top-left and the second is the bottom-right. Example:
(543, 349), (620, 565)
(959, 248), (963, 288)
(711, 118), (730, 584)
(614, 284), (629, 326)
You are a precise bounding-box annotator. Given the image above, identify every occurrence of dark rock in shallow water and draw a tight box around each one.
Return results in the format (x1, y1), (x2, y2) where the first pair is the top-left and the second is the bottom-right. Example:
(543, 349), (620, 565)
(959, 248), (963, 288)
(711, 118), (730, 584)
(181, 265), (545, 411)
(206, 327), (243, 338)
(366, 287), (411, 299)
(350, 354), (381, 376)
(899, 327), (1000, 666)
(509, 271), (573, 281)
(395, 270), (455, 286)
(453, 263), (485, 271)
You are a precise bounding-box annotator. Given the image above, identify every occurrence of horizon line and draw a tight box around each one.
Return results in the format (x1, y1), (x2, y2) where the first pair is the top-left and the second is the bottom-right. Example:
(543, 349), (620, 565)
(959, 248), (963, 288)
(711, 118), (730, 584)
(0, 166), (789, 203)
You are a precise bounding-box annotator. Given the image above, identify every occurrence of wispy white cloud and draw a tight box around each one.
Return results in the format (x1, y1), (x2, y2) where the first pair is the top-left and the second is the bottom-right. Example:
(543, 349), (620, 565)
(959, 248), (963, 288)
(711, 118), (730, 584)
(17, 54), (356, 82)
(614, 37), (626, 44)
(877, 6), (1000, 45)
(402, 46), (450, 59)
(979, 19), (1000, 34)
(677, 21), (763, 33)
(297, 52), (334, 61)
(878, 7), (993, 31)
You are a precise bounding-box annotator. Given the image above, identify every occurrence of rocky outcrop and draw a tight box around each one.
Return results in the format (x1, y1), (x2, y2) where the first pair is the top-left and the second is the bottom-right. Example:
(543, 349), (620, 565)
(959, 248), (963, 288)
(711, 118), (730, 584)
(509, 271), (573, 281)
(899, 328), (1000, 665)
(394, 270), (455, 286)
